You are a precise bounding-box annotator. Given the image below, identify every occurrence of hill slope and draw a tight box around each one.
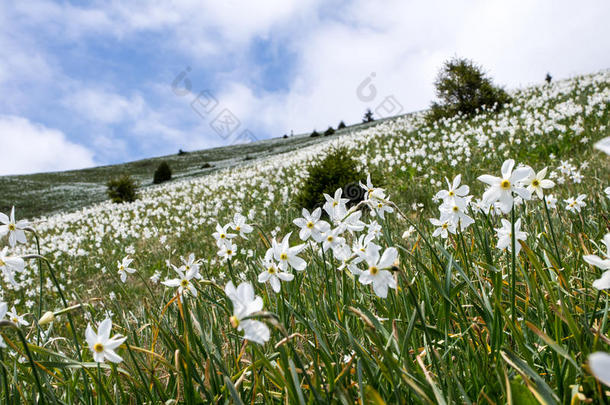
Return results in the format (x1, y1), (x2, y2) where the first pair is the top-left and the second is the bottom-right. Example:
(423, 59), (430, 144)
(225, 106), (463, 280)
(0, 118), (390, 219)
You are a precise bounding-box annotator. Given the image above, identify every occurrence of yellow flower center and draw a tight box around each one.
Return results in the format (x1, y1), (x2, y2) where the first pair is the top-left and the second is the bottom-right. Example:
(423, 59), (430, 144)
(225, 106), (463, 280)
(220, 233), (226, 239)
(119, 265), (124, 271)
(327, 236), (334, 242)
(93, 343), (104, 353)
(377, 203), (383, 208)
(8, 224), (16, 231)
(442, 223), (448, 229)
(332, 201), (338, 207)
(268, 266), (276, 274)
(306, 221), (314, 229)
(369, 266), (379, 275)
(448, 191), (455, 196)
(230, 315), (239, 328)
(0, 258), (5, 267)
(185, 265), (190, 270)
(500, 180), (511, 190)
(226, 250), (233, 255)
(280, 253), (288, 261)
(452, 205), (459, 212)
(532, 179), (540, 187)
(11, 317), (18, 323)
(235, 226), (241, 231)
(180, 279), (189, 287)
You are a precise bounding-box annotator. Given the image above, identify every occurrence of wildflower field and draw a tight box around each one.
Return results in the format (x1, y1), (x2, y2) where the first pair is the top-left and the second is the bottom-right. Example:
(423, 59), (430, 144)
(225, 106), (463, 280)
(0, 70), (609, 404)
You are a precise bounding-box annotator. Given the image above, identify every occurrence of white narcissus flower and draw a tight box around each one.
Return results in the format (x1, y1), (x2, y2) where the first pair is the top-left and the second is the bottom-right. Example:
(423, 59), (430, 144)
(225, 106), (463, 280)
(524, 167), (555, 199)
(583, 233), (610, 290)
(430, 216), (456, 239)
(117, 256), (136, 283)
(545, 194), (558, 209)
(6, 306), (29, 326)
(180, 253), (201, 279)
(352, 233), (375, 261)
(589, 352), (610, 386)
(258, 251), (293, 293)
(435, 174), (470, 206)
(0, 247), (25, 287)
(272, 232), (306, 271)
(370, 199), (394, 219)
(339, 210), (366, 233)
(358, 244), (398, 298)
(477, 159), (532, 213)
(149, 271), (161, 284)
(162, 265), (199, 296)
(323, 188), (349, 222)
(224, 281), (270, 345)
(495, 218), (527, 255)
(564, 194), (587, 213)
(0, 207), (29, 247)
(360, 174), (386, 201)
(594, 136), (610, 155)
(604, 186), (610, 200)
(212, 223), (237, 247)
(336, 244), (361, 276)
(85, 318), (127, 363)
(321, 227), (346, 254)
(217, 241), (237, 261)
(293, 208), (330, 243)
(439, 196), (474, 231)
(229, 213), (253, 238)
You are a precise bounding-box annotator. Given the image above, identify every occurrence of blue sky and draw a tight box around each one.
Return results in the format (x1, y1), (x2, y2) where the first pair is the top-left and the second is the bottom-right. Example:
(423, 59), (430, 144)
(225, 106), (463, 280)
(1, 0), (609, 175)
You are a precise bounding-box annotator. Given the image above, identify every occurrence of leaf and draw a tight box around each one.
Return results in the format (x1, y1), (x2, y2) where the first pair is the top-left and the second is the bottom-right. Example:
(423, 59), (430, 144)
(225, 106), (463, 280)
(501, 350), (559, 405)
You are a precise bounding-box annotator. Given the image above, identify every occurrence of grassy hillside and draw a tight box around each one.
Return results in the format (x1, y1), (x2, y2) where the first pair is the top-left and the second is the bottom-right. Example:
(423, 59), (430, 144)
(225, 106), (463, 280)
(0, 118), (389, 219)
(0, 70), (609, 403)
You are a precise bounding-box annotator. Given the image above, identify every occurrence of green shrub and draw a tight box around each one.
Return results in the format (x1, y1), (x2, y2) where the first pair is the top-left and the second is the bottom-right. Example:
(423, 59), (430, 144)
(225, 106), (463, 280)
(153, 161), (172, 184)
(200, 162), (213, 169)
(310, 130), (320, 138)
(427, 57), (510, 123)
(337, 121), (346, 129)
(294, 147), (365, 210)
(106, 174), (138, 203)
(324, 126), (335, 136)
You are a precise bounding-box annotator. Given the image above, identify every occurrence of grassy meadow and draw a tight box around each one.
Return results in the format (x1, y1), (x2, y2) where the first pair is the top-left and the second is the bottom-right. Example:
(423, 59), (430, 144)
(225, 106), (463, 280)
(0, 70), (609, 403)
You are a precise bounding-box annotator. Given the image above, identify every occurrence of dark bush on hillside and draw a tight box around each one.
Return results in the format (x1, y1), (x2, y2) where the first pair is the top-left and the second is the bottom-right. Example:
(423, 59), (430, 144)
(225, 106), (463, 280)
(310, 130), (320, 137)
(294, 147), (365, 210)
(324, 127), (335, 136)
(362, 109), (374, 123)
(107, 175), (138, 203)
(545, 73), (552, 84)
(338, 121), (346, 129)
(427, 57), (510, 123)
(153, 161), (172, 184)
(200, 162), (213, 169)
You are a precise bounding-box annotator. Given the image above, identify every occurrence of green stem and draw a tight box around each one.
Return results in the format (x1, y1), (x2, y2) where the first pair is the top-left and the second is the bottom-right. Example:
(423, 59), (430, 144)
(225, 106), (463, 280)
(542, 196), (562, 269)
(0, 321), (45, 404)
(511, 206), (517, 323)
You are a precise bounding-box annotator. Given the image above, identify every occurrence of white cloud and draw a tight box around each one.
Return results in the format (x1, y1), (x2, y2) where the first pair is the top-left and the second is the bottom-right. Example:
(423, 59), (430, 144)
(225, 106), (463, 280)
(63, 89), (145, 125)
(1, 0), (609, 172)
(0, 116), (95, 175)
(212, 0), (610, 136)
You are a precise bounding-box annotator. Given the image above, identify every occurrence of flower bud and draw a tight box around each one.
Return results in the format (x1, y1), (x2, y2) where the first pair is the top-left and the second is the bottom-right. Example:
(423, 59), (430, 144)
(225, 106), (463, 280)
(38, 311), (55, 326)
